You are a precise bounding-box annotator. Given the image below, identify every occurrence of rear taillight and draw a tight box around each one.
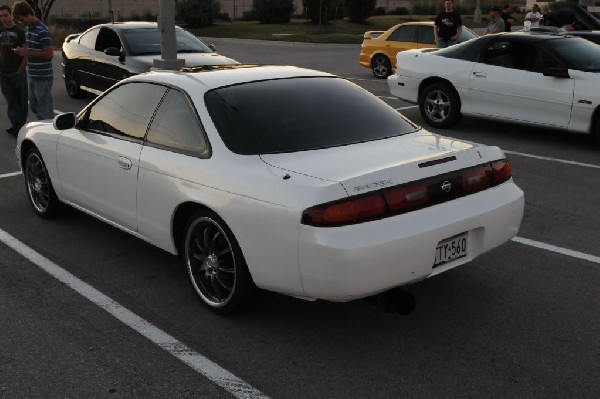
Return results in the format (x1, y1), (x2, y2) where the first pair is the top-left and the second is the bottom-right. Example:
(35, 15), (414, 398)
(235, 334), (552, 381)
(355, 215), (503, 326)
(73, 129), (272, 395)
(383, 183), (429, 212)
(462, 165), (492, 193)
(302, 192), (386, 226)
(302, 159), (512, 227)
(491, 159), (512, 184)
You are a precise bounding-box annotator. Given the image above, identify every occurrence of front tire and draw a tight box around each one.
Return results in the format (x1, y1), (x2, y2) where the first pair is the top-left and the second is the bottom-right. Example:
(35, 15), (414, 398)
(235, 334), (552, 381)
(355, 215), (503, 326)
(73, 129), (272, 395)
(24, 148), (63, 218)
(183, 210), (257, 314)
(371, 55), (392, 79)
(64, 64), (86, 99)
(419, 82), (461, 128)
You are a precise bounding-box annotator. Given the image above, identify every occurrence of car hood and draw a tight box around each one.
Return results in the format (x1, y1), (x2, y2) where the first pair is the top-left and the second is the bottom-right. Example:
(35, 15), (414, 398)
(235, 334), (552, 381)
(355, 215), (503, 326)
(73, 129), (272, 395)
(260, 130), (505, 195)
(129, 53), (238, 69)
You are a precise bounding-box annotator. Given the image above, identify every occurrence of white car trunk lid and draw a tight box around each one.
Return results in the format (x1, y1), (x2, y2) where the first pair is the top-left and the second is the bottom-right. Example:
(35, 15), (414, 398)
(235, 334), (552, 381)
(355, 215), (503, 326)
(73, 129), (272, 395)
(260, 130), (505, 195)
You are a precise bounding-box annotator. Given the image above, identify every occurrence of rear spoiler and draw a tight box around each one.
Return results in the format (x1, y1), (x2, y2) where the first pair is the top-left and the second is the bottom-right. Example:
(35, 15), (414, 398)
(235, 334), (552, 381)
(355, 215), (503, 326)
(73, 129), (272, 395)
(65, 33), (81, 43)
(363, 31), (386, 40)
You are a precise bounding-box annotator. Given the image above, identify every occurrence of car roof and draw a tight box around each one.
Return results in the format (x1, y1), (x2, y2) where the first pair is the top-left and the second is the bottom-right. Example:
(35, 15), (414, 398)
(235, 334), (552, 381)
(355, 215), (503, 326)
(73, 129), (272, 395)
(91, 21), (166, 31)
(488, 32), (582, 42)
(129, 65), (335, 92)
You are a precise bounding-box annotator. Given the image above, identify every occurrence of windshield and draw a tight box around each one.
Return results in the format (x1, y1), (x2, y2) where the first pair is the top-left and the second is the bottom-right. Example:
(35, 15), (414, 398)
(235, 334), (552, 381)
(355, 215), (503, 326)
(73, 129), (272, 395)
(457, 27), (477, 43)
(205, 77), (418, 155)
(123, 28), (212, 56)
(550, 37), (600, 71)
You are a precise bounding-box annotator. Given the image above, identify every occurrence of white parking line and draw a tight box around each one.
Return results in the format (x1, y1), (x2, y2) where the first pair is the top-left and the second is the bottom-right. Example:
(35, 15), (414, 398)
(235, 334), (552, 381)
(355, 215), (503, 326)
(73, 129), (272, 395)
(0, 171), (21, 179)
(503, 150), (600, 169)
(377, 96), (398, 100)
(512, 236), (600, 265)
(0, 227), (269, 399)
(347, 77), (384, 82)
(396, 105), (418, 111)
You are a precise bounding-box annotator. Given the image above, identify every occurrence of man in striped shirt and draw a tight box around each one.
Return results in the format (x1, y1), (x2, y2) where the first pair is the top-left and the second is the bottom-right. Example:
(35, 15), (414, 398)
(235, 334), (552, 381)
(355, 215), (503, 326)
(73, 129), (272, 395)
(12, 1), (53, 120)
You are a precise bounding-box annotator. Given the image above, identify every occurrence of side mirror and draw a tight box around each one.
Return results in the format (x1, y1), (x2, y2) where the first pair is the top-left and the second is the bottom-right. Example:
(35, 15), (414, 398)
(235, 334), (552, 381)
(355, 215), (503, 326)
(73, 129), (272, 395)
(104, 47), (121, 57)
(208, 44), (216, 52)
(53, 112), (76, 130)
(543, 67), (570, 78)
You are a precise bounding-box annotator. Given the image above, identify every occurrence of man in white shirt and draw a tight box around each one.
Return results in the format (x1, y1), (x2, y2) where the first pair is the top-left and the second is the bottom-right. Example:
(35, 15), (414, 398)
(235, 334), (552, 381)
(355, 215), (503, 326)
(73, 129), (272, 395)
(526, 3), (542, 28)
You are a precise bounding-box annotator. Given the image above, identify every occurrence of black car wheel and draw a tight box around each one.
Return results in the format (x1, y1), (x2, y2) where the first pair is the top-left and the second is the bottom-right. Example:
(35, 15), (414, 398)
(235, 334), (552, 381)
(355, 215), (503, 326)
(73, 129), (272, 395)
(419, 82), (461, 129)
(24, 148), (63, 218)
(64, 65), (86, 99)
(183, 210), (257, 314)
(371, 55), (392, 79)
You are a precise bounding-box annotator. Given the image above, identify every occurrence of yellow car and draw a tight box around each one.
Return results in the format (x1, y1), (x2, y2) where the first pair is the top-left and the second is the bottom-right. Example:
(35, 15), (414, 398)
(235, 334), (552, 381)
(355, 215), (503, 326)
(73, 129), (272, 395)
(360, 21), (477, 79)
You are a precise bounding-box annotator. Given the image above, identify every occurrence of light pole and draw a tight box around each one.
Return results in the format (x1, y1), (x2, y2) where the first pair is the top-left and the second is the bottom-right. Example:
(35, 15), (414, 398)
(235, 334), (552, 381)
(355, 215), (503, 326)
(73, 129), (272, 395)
(474, 0), (481, 24)
(153, 0), (185, 70)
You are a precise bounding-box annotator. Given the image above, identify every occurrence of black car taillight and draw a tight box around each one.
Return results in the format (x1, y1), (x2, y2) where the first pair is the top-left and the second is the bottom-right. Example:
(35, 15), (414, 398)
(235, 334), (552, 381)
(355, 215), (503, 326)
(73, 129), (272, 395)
(302, 159), (512, 227)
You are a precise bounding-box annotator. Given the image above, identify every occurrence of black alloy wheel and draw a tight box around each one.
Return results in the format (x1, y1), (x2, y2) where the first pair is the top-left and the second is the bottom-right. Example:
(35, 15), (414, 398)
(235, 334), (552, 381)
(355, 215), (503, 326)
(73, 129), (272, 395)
(372, 55), (392, 79)
(419, 82), (461, 129)
(184, 211), (256, 314)
(24, 148), (63, 218)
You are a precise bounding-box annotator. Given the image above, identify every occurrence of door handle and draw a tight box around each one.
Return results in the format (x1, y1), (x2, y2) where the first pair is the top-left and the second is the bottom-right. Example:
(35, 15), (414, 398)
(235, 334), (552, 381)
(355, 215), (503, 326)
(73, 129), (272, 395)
(118, 156), (132, 170)
(472, 72), (487, 78)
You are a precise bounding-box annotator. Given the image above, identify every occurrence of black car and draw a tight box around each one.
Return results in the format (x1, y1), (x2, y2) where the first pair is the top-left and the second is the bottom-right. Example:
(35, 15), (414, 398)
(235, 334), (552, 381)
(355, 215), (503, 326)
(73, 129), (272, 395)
(543, 5), (600, 30)
(564, 30), (600, 45)
(62, 22), (237, 98)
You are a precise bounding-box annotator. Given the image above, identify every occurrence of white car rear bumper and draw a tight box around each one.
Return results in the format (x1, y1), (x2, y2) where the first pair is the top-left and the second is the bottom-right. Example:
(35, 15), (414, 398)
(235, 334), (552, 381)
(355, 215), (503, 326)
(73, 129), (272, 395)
(298, 181), (524, 301)
(388, 74), (420, 104)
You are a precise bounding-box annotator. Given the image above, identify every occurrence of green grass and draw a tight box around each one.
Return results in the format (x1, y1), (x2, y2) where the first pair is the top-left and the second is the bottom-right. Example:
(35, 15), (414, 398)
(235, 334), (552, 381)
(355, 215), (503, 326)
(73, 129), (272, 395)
(187, 14), (525, 44)
(188, 15), (439, 44)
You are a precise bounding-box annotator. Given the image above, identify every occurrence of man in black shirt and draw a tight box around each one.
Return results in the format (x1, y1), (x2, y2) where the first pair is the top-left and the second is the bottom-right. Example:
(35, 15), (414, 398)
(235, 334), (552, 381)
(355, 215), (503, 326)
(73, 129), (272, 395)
(434, 0), (463, 48)
(0, 4), (27, 135)
(501, 4), (514, 32)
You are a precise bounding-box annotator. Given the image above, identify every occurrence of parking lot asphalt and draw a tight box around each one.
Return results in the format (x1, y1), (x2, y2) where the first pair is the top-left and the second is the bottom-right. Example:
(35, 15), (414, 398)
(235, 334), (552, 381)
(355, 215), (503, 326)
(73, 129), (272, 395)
(0, 41), (599, 398)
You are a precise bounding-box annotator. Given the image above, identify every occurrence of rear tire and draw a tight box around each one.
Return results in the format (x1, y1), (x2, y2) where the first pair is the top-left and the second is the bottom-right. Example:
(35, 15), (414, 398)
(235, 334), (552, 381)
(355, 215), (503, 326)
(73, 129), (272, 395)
(593, 114), (600, 145)
(419, 82), (461, 129)
(24, 148), (64, 218)
(183, 210), (257, 314)
(371, 55), (392, 79)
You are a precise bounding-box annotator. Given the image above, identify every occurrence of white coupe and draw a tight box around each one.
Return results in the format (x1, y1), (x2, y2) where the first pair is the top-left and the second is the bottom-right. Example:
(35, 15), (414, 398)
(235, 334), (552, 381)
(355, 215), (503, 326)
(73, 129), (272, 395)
(16, 65), (524, 314)
(388, 33), (600, 144)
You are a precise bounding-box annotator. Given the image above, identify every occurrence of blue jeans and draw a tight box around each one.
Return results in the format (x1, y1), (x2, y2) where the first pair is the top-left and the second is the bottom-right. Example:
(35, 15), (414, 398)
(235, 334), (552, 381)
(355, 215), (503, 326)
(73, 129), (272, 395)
(1, 72), (28, 128)
(437, 39), (456, 49)
(28, 76), (54, 120)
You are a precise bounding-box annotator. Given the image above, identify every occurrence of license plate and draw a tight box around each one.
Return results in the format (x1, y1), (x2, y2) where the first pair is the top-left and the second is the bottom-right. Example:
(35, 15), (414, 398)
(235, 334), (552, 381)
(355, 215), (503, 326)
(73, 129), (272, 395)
(433, 232), (468, 267)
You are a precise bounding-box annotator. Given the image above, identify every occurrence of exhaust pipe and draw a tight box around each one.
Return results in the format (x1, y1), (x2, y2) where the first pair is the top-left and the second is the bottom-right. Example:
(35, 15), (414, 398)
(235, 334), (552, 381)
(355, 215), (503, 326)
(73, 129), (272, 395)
(369, 288), (416, 315)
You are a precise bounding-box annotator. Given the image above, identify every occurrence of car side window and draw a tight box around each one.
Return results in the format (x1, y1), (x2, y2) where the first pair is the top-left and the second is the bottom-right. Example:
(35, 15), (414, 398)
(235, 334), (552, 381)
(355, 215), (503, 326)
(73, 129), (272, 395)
(78, 28), (99, 50)
(417, 26), (435, 45)
(85, 82), (167, 140)
(146, 89), (210, 157)
(388, 26), (418, 42)
(483, 41), (562, 73)
(95, 28), (122, 52)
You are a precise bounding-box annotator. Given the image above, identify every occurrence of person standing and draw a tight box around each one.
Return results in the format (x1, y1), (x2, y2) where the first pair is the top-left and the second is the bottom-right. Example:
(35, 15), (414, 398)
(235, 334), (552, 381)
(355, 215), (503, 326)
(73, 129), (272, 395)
(434, 0), (463, 49)
(501, 4), (514, 32)
(0, 4), (27, 135)
(486, 5), (505, 35)
(11, 1), (53, 120)
(525, 4), (542, 29)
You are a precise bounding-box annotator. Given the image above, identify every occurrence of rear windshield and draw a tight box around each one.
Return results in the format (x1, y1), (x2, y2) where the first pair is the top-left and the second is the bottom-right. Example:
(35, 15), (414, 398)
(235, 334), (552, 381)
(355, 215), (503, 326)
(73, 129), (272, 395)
(122, 28), (212, 56)
(204, 77), (417, 155)
(550, 37), (600, 71)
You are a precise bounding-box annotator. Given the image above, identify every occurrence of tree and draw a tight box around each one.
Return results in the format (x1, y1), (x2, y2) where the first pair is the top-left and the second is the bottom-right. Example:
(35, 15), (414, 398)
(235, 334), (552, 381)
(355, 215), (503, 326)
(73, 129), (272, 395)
(302, 0), (342, 24)
(176, 0), (221, 28)
(344, 0), (376, 23)
(25, 0), (56, 23)
(253, 0), (295, 24)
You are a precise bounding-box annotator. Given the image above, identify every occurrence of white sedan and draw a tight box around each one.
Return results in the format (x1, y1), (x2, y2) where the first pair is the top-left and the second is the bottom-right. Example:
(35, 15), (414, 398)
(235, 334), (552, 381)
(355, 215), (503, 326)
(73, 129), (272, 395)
(388, 33), (600, 144)
(16, 66), (524, 314)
